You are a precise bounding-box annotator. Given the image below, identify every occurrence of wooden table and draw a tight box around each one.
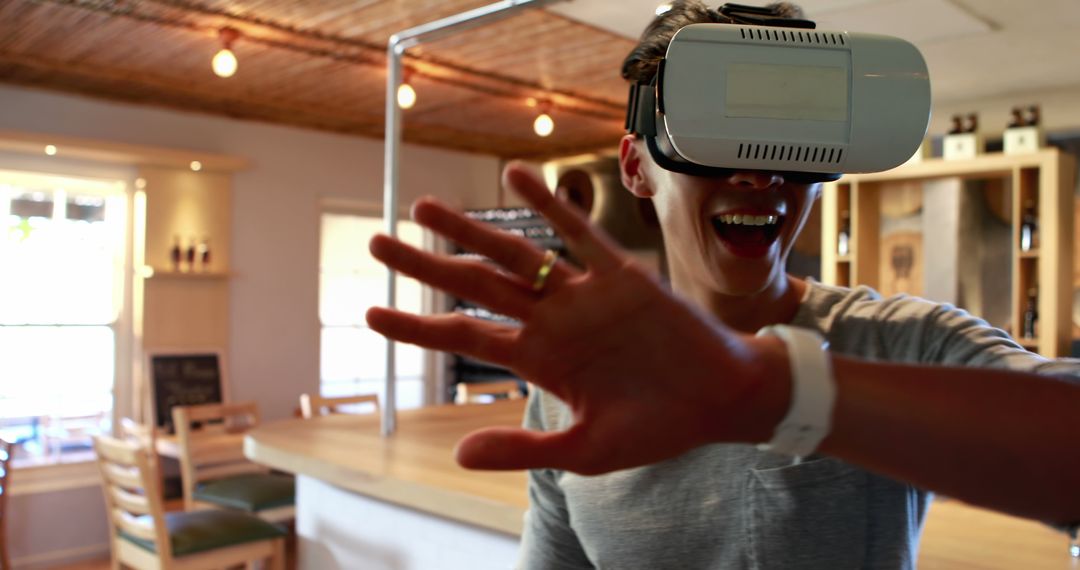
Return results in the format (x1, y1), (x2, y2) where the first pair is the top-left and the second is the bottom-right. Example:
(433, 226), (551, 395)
(244, 400), (528, 570)
(243, 399), (1076, 570)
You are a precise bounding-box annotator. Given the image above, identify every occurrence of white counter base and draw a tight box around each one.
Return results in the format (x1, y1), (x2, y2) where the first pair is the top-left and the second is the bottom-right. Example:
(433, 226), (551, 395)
(297, 475), (522, 570)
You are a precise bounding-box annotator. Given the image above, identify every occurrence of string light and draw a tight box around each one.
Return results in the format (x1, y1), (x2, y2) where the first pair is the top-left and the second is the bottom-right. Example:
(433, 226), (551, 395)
(533, 101), (555, 138)
(212, 28), (240, 78)
(190, 161), (203, 172)
(397, 69), (417, 109)
(44, 145), (57, 156)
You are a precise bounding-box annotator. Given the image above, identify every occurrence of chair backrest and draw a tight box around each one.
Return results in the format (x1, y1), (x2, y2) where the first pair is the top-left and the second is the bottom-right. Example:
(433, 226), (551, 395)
(299, 393), (380, 419)
(1, 438), (12, 570)
(93, 435), (172, 561)
(171, 402), (267, 510)
(455, 380), (526, 404)
(119, 418), (157, 450)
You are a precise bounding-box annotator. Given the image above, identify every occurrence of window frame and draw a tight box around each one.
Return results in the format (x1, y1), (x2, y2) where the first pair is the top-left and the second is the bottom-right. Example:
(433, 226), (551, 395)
(318, 199), (446, 407)
(0, 159), (137, 478)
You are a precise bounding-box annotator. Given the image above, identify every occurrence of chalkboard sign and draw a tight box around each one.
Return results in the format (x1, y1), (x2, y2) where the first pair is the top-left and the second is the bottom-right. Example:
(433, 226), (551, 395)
(149, 352), (225, 432)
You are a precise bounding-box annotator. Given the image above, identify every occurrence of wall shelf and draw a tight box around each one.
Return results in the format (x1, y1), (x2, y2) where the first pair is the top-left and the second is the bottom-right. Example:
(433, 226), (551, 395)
(821, 149), (1075, 358)
(146, 270), (231, 280)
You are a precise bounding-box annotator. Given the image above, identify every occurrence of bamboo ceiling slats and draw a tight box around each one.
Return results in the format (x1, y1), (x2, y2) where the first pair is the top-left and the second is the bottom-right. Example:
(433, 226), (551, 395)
(0, 0), (639, 159)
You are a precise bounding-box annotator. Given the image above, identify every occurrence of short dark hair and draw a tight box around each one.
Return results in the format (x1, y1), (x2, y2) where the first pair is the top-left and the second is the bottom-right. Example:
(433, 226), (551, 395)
(621, 1), (806, 83)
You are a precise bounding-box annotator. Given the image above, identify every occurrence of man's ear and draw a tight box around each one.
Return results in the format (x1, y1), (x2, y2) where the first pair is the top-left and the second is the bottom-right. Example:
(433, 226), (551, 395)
(619, 135), (655, 198)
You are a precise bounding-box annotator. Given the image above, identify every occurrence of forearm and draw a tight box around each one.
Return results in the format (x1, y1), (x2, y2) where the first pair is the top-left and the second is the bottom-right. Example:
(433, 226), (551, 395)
(818, 355), (1079, 524)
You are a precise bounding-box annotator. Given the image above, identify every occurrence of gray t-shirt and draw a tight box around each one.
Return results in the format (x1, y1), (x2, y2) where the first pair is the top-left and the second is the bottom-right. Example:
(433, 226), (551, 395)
(518, 281), (1080, 569)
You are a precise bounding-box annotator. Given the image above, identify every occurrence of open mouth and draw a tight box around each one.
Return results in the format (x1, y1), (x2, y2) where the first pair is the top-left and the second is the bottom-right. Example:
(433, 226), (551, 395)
(710, 213), (784, 256)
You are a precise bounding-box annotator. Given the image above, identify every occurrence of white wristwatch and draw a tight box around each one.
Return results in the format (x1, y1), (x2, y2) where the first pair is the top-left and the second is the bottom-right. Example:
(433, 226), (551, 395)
(754, 325), (835, 458)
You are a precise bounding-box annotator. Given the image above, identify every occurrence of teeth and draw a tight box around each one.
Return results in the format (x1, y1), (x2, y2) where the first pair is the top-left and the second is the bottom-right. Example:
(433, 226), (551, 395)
(717, 214), (779, 226)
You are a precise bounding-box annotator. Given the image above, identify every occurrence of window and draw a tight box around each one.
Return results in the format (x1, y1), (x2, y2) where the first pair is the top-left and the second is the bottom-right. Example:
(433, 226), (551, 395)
(319, 212), (426, 409)
(0, 170), (127, 465)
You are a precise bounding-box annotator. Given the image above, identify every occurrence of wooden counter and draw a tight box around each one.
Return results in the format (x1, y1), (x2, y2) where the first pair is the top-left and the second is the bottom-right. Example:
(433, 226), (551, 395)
(244, 399), (528, 536)
(245, 399), (1073, 569)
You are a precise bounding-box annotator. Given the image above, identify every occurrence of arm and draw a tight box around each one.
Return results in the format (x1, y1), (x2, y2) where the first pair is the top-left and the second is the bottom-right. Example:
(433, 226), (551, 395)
(368, 163), (1080, 526)
(827, 355), (1079, 524)
(746, 336), (1080, 525)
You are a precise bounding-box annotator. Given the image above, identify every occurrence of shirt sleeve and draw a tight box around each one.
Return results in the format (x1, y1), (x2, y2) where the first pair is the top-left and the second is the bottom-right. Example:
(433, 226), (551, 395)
(874, 295), (1080, 533)
(915, 298), (1080, 383)
(838, 290), (1080, 383)
(516, 390), (594, 570)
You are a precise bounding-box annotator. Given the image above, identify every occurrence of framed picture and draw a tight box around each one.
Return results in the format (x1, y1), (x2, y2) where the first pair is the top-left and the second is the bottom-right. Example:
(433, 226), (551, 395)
(146, 349), (228, 433)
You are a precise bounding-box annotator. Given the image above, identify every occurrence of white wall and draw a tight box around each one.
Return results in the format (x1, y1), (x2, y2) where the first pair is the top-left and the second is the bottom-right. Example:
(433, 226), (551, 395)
(0, 84), (503, 567)
(0, 84), (503, 423)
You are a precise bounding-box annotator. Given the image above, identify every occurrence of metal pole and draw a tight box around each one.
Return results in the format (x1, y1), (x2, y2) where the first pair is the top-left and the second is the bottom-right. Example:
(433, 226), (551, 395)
(381, 0), (568, 437)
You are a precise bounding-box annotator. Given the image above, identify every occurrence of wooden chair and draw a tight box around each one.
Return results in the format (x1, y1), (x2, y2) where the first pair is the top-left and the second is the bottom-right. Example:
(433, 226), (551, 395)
(94, 435), (285, 570)
(172, 403), (295, 524)
(1, 438), (12, 570)
(454, 379), (526, 404)
(298, 393), (380, 419)
(120, 418), (157, 451)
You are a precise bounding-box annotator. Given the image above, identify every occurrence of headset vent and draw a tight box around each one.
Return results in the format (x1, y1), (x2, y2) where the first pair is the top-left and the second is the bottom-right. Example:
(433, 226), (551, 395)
(737, 143), (844, 165)
(738, 27), (846, 46)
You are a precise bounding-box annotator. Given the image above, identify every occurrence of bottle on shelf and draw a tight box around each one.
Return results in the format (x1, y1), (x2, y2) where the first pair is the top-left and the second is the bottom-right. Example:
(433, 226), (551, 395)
(1007, 107), (1025, 129)
(1026, 104), (1041, 127)
(197, 236), (211, 272)
(947, 114), (964, 135)
(837, 210), (851, 257)
(170, 235), (182, 272)
(185, 236), (197, 272)
(1022, 287), (1038, 340)
(1020, 200), (1038, 251)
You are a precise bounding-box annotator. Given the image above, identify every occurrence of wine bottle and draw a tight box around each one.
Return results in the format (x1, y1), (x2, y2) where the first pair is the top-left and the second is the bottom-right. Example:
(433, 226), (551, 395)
(837, 211), (851, 256)
(1020, 200), (1038, 251)
(947, 115), (963, 135)
(185, 236), (197, 272)
(170, 235), (182, 272)
(1007, 107), (1024, 129)
(198, 236), (211, 272)
(1022, 288), (1038, 340)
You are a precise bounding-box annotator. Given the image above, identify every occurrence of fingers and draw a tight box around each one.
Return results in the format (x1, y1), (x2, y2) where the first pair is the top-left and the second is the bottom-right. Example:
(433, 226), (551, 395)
(502, 163), (625, 274)
(366, 307), (516, 368)
(411, 198), (574, 290)
(454, 425), (591, 472)
(370, 234), (535, 321)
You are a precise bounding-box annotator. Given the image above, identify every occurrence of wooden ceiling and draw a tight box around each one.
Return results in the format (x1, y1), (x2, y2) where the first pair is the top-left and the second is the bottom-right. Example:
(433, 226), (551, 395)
(0, 0), (636, 159)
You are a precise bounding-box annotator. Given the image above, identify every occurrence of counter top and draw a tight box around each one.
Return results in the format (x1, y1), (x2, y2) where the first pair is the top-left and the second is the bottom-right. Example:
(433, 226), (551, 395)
(244, 400), (529, 535)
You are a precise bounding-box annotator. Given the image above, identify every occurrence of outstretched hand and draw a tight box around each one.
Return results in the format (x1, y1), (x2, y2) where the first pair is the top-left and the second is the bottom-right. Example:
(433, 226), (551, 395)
(367, 163), (784, 475)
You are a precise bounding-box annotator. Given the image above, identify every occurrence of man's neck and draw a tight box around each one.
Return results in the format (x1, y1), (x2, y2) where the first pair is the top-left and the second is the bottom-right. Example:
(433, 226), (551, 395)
(675, 272), (807, 334)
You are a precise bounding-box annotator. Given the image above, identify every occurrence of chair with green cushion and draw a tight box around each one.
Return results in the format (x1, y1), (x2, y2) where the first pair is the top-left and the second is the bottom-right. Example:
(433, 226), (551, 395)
(93, 435), (285, 570)
(172, 402), (295, 523)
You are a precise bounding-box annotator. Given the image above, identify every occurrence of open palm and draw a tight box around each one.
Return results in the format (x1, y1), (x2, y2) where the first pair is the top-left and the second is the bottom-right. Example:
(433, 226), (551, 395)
(367, 164), (777, 474)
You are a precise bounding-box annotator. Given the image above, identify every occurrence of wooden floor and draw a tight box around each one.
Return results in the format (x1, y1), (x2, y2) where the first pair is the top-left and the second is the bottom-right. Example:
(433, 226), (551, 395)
(52, 500), (1077, 569)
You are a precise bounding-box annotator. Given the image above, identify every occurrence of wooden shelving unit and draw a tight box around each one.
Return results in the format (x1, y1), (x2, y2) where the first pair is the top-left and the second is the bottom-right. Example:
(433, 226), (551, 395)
(821, 149), (1076, 357)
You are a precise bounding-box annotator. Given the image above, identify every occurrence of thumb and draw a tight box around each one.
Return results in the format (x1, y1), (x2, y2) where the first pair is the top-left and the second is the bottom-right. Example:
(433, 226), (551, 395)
(455, 425), (590, 472)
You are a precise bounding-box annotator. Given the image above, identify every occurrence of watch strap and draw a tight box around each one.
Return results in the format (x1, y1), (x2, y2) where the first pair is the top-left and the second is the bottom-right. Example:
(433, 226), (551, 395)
(754, 324), (835, 458)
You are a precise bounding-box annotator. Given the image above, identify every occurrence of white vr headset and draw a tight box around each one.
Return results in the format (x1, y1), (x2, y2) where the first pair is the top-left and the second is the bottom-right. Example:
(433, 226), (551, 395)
(626, 4), (932, 184)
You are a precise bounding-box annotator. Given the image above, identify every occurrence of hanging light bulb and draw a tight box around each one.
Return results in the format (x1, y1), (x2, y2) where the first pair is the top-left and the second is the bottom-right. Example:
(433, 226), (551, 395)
(533, 102), (555, 138)
(397, 69), (417, 109)
(212, 28), (240, 78)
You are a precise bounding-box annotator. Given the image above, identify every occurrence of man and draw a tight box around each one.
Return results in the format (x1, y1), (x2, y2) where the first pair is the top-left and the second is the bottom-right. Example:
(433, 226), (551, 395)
(368, 2), (1080, 568)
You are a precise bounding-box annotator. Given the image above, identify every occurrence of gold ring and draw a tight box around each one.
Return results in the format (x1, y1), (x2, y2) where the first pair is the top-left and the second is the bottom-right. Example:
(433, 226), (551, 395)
(532, 249), (559, 292)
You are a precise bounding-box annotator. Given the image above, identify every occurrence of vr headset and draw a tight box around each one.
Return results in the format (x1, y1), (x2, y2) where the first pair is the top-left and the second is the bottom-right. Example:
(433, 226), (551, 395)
(625, 3), (932, 184)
